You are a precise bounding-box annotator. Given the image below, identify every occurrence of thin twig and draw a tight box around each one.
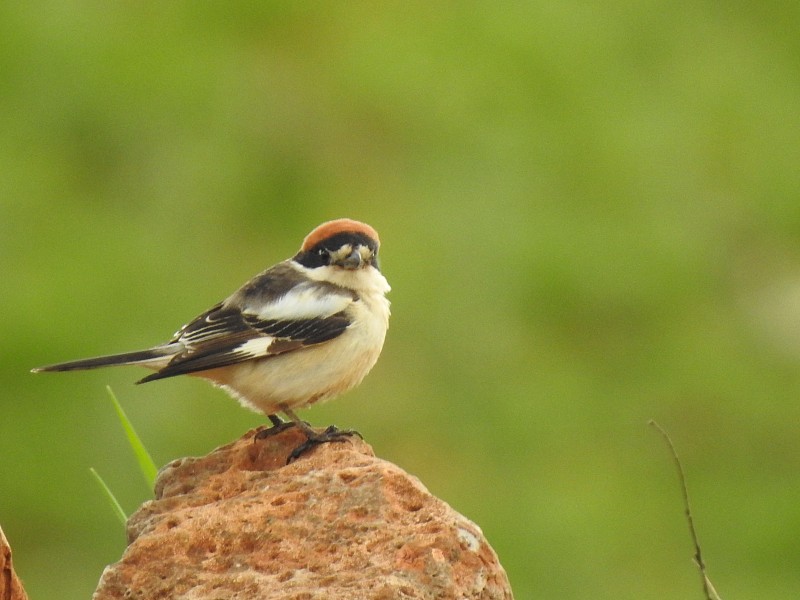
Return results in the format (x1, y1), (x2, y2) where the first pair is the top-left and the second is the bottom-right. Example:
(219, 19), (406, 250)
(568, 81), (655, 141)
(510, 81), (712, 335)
(649, 420), (721, 600)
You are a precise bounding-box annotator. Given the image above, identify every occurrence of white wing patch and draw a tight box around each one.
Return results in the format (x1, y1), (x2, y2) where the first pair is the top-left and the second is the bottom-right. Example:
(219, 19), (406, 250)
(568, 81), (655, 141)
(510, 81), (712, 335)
(245, 283), (353, 321)
(235, 337), (276, 359)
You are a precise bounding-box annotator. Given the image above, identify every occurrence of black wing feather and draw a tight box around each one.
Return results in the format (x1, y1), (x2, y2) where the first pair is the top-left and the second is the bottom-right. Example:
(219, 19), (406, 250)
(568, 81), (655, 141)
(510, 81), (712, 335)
(243, 313), (351, 344)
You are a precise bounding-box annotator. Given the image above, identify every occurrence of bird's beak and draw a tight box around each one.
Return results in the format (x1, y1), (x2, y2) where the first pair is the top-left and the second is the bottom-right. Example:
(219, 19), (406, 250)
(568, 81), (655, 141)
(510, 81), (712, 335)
(339, 248), (363, 270)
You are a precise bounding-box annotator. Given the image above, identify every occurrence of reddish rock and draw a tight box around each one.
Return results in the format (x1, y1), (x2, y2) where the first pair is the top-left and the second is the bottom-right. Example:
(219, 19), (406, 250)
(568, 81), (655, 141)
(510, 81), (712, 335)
(0, 525), (28, 600)
(93, 426), (514, 599)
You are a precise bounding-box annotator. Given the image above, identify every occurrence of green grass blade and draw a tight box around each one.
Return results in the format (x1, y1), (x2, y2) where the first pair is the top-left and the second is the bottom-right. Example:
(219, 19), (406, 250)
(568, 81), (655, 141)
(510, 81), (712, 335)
(106, 385), (158, 488)
(89, 468), (127, 526)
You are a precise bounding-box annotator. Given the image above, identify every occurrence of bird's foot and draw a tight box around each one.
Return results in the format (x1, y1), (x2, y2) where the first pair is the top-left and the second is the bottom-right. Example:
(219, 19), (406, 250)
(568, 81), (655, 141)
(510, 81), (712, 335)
(287, 425), (362, 463)
(254, 414), (299, 441)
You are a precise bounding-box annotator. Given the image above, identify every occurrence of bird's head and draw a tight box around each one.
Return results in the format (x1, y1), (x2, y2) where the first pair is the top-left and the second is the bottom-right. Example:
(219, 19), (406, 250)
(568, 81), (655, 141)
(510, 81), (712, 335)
(296, 219), (381, 271)
(293, 219), (389, 294)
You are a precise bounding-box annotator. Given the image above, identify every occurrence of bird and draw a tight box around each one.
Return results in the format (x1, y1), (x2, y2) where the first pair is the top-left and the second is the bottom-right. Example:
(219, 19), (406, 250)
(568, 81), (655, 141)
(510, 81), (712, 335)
(33, 218), (391, 461)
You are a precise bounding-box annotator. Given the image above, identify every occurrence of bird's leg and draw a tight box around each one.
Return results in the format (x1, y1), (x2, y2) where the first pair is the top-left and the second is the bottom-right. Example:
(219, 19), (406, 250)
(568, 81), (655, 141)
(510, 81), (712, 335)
(268, 414), (287, 428)
(281, 407), (362, 463)
(254, 413), (296, 441)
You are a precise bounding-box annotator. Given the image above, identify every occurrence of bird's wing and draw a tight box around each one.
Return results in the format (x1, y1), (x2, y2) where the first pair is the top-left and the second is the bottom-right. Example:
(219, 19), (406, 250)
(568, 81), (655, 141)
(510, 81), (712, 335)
(138, 278), (355, 383)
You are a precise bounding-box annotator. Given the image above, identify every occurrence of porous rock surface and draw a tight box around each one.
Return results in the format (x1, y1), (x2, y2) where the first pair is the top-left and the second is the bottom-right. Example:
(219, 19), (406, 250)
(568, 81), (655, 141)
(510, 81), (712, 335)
(93, 426), (513, 599)
(0, 525), (28, 600)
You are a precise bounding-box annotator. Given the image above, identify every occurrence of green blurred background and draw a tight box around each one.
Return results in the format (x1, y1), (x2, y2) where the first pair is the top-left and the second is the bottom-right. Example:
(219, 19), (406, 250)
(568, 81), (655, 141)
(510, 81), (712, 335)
(2, 3), (800, 598)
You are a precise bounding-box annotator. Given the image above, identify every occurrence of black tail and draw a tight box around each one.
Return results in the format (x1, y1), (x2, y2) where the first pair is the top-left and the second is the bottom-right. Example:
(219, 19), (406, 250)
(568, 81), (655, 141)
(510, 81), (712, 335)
(31, 347), (173, 373)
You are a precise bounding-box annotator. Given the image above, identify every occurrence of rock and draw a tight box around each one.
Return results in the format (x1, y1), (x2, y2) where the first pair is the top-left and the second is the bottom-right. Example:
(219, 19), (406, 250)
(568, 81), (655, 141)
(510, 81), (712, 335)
(0, 525), (28, 600)
(93, 425), (514, 599)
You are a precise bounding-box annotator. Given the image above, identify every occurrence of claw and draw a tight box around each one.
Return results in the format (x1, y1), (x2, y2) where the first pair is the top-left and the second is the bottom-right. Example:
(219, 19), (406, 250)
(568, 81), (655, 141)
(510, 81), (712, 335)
(286, 425), (360, 463)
